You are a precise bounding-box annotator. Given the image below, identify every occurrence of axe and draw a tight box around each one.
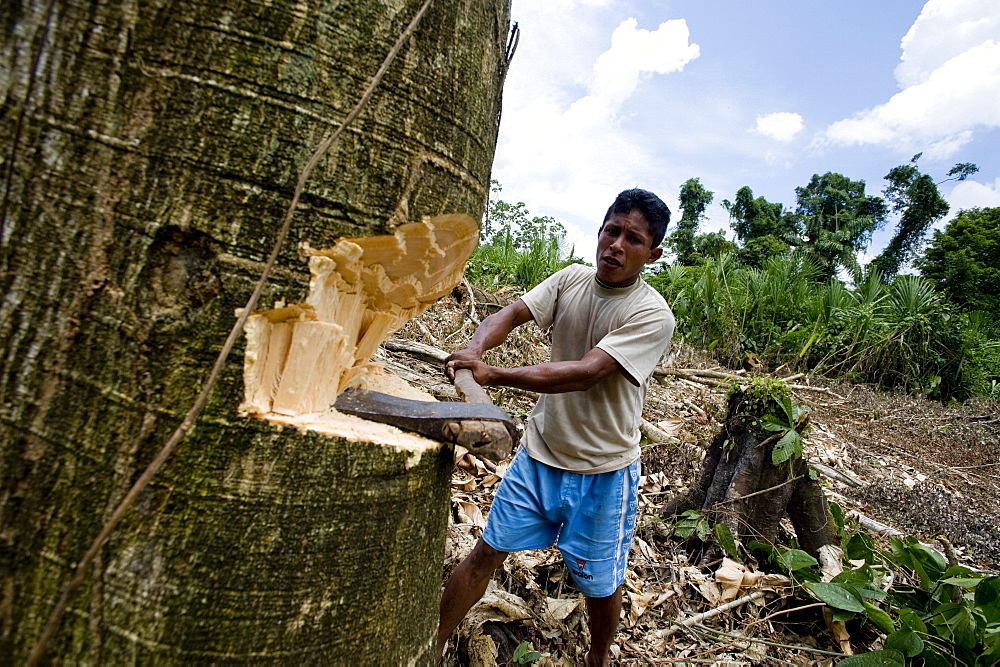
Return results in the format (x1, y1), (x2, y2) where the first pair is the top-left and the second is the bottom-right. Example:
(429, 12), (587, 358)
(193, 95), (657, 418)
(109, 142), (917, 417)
(333, 369), (517, 462)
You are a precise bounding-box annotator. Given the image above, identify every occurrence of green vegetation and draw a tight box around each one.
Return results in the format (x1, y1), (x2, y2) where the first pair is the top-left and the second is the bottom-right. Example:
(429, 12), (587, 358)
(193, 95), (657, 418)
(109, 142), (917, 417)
(730, 517), (1000, 665)
(466, 181), (582, 290)
(512, 641), (542, 664)
(648, 253), (1000, 400)
(918, 206), (1000, 317)
(823, 516), (1000, 665)
(472, 170), (999, 401)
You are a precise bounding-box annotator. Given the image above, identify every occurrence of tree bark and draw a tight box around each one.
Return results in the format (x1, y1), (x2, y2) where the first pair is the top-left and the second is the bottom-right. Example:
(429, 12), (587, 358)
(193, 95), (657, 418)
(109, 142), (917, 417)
(0, 0), (511, 662)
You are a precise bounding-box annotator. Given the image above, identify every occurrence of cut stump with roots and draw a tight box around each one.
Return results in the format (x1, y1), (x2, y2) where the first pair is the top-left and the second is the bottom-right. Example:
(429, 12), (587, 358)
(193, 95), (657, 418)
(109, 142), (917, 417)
(662, 378), (842, 568)
(661, 378), (851, 652)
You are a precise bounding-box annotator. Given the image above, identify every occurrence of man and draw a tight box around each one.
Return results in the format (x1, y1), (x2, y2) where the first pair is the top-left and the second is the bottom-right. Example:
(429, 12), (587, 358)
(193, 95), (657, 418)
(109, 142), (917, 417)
(436, 188), (675, 665)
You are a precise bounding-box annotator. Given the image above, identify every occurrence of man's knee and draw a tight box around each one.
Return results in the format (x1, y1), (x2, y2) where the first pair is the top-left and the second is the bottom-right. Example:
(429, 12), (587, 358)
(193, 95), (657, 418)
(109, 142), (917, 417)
(465, 539), (508, 575)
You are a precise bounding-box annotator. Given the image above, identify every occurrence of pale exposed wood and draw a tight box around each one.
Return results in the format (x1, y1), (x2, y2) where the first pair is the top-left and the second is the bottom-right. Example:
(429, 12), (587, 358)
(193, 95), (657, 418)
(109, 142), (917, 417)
(810, 462), (867, 488)
(640, 418), (677, 444)
(655, 367), (745, 380)
(242, 215), (478, 419)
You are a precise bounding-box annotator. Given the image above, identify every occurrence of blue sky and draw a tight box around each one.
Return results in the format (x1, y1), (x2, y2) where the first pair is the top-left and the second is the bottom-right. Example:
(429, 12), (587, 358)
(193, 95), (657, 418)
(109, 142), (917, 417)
(491, 0), (1000, 267)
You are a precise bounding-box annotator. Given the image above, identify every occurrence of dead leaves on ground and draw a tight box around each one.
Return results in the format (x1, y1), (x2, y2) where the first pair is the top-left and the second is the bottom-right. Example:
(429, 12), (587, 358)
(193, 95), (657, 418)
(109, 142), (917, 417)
(444, 446), (816, 666)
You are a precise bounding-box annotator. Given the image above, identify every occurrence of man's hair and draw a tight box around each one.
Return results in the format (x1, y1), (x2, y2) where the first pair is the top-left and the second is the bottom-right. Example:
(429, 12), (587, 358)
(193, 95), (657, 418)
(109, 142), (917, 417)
(603, 188), (671, 247)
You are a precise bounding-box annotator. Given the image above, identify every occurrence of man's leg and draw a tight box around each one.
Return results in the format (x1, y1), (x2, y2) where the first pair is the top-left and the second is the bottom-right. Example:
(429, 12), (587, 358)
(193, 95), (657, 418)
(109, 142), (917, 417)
(436, 538), (509, 661)
(583, 586), (623, 667)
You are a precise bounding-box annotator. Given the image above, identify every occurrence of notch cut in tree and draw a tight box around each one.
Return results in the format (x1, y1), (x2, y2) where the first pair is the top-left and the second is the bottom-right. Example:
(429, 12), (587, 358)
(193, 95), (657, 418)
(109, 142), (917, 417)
(241, 213), (478, 420)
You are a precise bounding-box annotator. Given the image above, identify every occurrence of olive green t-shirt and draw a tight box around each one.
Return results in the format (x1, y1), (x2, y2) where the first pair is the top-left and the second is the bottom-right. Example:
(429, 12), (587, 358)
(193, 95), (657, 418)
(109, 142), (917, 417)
(519, 264), (674, 473)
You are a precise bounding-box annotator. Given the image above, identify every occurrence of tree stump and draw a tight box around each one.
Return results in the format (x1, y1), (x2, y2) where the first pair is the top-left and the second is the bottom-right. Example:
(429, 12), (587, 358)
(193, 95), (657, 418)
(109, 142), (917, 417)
(663, 379), (840, 568)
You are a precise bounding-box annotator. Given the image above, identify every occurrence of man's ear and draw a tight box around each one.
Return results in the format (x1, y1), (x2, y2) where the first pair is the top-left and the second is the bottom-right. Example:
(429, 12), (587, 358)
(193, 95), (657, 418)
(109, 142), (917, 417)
(647, 246), (664, 263)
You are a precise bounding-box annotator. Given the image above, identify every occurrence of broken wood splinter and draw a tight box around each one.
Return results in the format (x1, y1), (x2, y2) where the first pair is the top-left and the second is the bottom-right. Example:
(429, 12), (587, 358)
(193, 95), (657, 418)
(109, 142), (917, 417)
(240, 213), (516, 459)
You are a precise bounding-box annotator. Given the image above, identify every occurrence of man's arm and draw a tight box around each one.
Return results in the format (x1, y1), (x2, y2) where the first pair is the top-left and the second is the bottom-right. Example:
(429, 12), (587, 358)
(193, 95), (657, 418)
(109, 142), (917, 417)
(446, 299), (624, 394)
(445, 299), (534, 370)
(450, 347), (623, 394)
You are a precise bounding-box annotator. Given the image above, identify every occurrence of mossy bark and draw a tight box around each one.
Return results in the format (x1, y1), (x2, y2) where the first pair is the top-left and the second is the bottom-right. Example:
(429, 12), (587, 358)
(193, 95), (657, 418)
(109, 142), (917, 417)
(0, 0), (511, 662)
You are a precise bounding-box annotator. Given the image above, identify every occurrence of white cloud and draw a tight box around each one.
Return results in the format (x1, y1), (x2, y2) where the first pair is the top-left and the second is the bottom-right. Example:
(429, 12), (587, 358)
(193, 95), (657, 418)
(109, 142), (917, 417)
(492, 14), (700, 258)
(822, 0), (1000, 157)
(941, 176), (1000, 226)
(896, 0), (1000, 86)
(753, 112), (804, 142)
(590, 18), (701, 112)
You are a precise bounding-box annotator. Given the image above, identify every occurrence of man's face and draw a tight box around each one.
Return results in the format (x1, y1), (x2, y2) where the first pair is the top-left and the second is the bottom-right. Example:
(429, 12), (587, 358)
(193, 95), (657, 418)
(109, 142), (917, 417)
(595, 209), (663, 287)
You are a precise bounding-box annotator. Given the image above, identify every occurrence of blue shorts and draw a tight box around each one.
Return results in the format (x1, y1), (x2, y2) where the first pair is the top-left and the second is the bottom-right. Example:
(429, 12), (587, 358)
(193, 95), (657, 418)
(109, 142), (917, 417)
(482, 449), (640, 598)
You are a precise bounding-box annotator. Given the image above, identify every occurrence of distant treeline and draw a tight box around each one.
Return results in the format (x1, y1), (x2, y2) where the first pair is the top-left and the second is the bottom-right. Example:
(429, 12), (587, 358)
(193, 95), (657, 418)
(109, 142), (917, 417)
(470, 171), (1000, 402)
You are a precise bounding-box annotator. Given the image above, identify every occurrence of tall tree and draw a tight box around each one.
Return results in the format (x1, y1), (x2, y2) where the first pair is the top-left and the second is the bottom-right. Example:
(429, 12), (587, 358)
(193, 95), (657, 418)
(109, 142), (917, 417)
(669, 178), (713, 265)
(918, 207), (1000, 318)
(0, 0), (511, 662)
(723, 186), (798, 268)
(792, 172), (887, 280)
(871, 155), (977, 277)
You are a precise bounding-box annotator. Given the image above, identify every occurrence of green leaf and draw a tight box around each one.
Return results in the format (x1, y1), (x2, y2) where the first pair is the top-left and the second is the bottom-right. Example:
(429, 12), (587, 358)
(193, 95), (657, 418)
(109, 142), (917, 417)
(832, 571), (887, 601)
(778, 394), (797, 425)
(831, 607), (856, 622)
(916, 645), (952, 667)
(884, 629), (924, 658)
(714, 522), (739, 559)
(780, 549), (818, 572)
(771, 429), (802, 464)
(513, 642), (529, 662)
(836, 649), (904, 666)
(897, 607), (927, 634)
(747, 540), (778, 566)
(513, 641), (540, 663)
(975, 576), (1000, 623)
(931, 602), (977, 649)
(862, 601), (895, 634)
(907, 539), (948, 582)
(761, 415), (790, 431)
(939, 576), (983, 588)
(805, 582), (865, 612)
(845, 533), (876, 564)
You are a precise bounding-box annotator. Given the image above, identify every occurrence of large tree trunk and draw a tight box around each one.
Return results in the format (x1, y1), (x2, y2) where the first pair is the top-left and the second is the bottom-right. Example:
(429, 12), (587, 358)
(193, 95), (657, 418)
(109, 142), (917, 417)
(0, 0), (511, 662)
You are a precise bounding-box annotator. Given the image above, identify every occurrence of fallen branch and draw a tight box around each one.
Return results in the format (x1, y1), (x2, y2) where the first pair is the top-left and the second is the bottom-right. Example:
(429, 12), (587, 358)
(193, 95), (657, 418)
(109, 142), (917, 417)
(657, 590), (769, 638)
(640, 418), (678, 444)
(690, 624), (849, 659)
(415, 319), (440, 349)
(383, 338), (448, 363)
(655, 367), (745, 380)
(809, 462), (867, 488)
(747, 601), (827, 627)
(682, 398), (706, 417)
(844, 510), (904, 537)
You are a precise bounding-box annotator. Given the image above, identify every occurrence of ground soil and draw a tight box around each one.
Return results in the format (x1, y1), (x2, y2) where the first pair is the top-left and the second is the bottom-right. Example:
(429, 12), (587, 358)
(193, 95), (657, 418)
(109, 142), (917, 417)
(388, 287), (1000, 666)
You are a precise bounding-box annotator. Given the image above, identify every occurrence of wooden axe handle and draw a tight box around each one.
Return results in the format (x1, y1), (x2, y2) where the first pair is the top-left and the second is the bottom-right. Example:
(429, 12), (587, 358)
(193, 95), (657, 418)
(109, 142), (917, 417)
(449, 368), (514, 462)
(452, 368), (492, 404)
